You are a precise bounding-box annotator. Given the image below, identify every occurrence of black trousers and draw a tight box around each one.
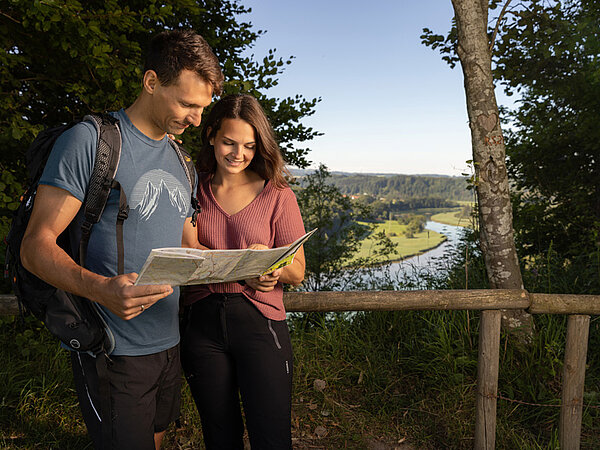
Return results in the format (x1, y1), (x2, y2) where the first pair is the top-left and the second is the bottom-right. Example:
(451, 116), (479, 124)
(181, 293), (293, 450)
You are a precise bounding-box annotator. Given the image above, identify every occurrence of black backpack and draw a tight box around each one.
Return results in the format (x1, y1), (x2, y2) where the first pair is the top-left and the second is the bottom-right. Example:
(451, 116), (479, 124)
(4, 113), (199, 356)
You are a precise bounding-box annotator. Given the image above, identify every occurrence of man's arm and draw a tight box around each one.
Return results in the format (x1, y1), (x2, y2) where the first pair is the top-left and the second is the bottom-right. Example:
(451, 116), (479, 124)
(181, 217), (208, 249)
(21, 185), (173, 320)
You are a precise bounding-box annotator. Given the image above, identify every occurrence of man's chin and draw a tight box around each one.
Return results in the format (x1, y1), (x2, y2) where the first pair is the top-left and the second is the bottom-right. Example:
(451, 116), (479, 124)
(168, 124), (189, 135)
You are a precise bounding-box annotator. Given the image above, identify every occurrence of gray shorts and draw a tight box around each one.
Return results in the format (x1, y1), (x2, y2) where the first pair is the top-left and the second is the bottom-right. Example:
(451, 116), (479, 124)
(70, 345), (181, 450)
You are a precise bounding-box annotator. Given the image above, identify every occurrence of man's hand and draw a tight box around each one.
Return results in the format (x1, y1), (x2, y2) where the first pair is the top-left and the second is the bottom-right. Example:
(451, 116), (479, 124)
(90, 273), (173, 321)
(20, 185), (175, 321)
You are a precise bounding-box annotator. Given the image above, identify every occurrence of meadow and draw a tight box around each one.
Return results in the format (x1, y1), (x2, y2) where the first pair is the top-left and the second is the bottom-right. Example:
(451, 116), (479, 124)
(352, 220), (446, 263)
(430, 209), (472, 228)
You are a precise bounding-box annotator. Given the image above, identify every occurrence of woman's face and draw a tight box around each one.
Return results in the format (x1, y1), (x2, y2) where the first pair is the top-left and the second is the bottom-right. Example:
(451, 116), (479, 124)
(210, 118), (256, 176)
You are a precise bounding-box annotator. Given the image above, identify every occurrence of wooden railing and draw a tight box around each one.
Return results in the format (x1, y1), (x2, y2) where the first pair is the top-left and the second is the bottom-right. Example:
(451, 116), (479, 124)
(2, 290), (598, 449)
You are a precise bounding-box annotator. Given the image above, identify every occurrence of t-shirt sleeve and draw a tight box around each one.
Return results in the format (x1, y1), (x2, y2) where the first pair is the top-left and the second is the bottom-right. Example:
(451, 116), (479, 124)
(39, 122), (97, 202)
(273, 187), (306, 247)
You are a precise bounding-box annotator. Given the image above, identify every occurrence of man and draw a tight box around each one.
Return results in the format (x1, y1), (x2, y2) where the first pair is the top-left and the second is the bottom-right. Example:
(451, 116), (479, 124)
(20, 30), (223, 449)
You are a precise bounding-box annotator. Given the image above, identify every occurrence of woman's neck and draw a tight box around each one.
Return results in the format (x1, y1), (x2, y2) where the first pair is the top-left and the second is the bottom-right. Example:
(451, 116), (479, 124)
(212, 168), (261, 189)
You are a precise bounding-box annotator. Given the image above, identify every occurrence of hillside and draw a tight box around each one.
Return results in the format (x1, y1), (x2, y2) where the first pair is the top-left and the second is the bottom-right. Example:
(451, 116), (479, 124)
(293, 171), (471, 202)
(328, 173), (471, 201)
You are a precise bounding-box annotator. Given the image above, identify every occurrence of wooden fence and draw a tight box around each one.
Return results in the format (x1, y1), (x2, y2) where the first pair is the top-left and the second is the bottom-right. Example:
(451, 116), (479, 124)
(1, 289), (599, 449)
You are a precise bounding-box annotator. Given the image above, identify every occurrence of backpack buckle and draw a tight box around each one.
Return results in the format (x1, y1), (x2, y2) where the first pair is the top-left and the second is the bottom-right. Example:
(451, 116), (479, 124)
(117, 205), (129, 222)
(81, 221), (93, 236)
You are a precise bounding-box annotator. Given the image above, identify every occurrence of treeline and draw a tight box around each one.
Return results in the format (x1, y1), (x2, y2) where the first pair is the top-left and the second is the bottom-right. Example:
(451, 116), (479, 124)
(366, 197), (458, 221)
(324, 174), (471, 202)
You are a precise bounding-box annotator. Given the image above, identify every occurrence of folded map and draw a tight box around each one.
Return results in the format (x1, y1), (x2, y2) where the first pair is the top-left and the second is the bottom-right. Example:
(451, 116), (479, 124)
(134, 228), (317, 286)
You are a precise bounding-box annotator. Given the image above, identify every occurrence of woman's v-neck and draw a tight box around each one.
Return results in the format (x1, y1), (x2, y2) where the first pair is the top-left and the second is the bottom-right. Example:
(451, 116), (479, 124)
(207, 177), (269, 218)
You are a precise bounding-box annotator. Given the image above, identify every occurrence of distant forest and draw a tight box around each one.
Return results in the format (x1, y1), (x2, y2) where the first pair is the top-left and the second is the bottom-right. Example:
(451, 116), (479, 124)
(320, 174), (472, 202)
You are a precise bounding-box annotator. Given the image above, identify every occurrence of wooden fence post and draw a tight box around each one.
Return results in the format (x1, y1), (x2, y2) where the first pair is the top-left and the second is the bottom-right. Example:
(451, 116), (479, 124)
(474, 310), (502, 449)
(559, 314), (590, 449)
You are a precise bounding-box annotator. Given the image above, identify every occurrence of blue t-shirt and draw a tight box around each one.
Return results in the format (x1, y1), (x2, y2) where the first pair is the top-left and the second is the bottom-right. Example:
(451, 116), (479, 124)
(40, 109), (194, 355)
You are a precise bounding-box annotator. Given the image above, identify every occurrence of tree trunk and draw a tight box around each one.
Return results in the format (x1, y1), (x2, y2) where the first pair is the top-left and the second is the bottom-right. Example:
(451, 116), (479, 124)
(451, 0), (533, 337)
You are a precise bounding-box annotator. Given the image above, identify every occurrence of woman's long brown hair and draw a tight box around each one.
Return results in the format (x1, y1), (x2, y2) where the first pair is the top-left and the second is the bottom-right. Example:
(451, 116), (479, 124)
(197, 94), (289, 188)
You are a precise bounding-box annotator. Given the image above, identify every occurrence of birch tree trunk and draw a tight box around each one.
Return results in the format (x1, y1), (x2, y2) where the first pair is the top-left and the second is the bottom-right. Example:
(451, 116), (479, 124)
(451, 0), (533, 337)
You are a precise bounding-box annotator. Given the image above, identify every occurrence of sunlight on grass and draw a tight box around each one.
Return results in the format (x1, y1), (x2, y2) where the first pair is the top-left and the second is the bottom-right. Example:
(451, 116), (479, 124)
(431, 207), (473, 228)
(352, 220), (446, 262)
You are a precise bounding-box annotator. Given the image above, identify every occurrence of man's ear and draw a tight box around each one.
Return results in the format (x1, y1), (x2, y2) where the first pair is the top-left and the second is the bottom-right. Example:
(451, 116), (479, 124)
(142, 70), (159, 94)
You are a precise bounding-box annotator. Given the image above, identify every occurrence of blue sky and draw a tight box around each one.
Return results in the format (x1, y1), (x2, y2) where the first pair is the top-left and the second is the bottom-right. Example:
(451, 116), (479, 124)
(241, 0), (511, 176)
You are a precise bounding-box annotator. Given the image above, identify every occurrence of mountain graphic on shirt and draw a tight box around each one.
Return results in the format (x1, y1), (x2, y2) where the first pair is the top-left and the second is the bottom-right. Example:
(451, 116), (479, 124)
(130, 169), (188, 221)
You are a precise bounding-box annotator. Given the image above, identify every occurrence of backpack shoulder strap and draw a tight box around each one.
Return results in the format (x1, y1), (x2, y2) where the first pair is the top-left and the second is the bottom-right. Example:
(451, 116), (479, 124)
(168, 138), (201, 226)
(79, 113), (122, 266)
(167, 138), (195, 190)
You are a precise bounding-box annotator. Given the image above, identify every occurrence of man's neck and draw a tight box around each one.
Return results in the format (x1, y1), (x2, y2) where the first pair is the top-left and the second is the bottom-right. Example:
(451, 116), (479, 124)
(124, 97), (166, 141)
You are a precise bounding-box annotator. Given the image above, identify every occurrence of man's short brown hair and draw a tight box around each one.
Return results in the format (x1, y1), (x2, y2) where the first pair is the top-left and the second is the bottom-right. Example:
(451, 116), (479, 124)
(144, 30), (224, 95)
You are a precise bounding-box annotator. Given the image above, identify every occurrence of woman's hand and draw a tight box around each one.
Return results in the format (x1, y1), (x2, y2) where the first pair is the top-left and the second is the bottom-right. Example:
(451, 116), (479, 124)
(167, 134), (183, 144)
(245, 268), (282, 292)
(244, 243), (280, 292)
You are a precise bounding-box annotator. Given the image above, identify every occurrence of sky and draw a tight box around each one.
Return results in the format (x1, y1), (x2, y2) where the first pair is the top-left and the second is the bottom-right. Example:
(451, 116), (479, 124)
(240, 0), (511, 176)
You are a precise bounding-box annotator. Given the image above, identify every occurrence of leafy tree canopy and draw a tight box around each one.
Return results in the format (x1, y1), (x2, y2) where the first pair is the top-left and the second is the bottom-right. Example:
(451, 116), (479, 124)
(324, 173), (471, 202)
(422, 0), (600, 269)
(295, 164), (385, 291)
(494, 0), (600, 260)
(0, 0), (321, 294)
(0, 0), (320, 174)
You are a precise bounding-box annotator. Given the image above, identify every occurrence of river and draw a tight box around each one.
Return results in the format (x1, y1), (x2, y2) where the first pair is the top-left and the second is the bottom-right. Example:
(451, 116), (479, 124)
(365, 221), (467, 288)
(392, 221), (465, 268)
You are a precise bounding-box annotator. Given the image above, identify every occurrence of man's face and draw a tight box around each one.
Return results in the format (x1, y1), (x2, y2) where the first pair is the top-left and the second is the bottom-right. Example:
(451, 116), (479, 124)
(150, 69), (213, 136)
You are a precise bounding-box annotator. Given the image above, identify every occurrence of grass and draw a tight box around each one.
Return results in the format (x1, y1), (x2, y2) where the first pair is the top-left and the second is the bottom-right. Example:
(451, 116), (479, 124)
(352, 220), (446, 262)
(430, 208), (473, 228)
(3, 309), (600, 449)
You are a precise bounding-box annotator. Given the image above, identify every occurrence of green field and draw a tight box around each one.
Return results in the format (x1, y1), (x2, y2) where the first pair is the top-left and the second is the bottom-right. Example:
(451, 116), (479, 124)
(352, 220), (446, 263)
(430, 207), (473, 228)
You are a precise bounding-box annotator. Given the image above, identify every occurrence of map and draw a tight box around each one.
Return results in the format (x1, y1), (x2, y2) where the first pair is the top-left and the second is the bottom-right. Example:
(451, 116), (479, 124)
(134, 228), (317, 286)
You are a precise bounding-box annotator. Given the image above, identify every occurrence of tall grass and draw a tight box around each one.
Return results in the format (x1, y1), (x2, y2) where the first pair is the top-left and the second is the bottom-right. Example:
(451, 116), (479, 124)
(2, 227), (600, 448)
(290, 310), (600, 448)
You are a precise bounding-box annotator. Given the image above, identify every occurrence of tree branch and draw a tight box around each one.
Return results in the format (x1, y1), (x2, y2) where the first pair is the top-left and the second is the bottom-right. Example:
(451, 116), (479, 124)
(1, 11), (21, 24)
(489, 0), (512, 51)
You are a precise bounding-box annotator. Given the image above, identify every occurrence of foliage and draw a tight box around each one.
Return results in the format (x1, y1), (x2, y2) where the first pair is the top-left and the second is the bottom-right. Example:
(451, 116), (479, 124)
(0, 170), (23, 294)
(420, 0), (505, 68)
(0, 0), (320, 172)
(494, 0), (600, 267)
(368, 197), (458, 221)
(5, 263), (600, 448)
(323, 173), (471, 202)
(0, 0), (321, 294)
(295, 164), (374, 291)
(397, 214), (427, 239)
(421, 0), (600, 295)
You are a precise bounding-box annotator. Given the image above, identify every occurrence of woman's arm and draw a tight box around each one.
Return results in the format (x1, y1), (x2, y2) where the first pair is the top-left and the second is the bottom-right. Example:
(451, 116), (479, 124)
(278, 246), (305, 285)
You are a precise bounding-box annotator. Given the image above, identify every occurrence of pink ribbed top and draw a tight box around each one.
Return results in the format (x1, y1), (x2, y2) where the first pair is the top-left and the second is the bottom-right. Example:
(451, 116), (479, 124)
(184, 175), (306, 320)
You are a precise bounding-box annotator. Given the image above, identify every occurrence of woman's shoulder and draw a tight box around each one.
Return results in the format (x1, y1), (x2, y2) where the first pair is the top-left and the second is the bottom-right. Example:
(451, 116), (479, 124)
(265, 180), (295, 196)
(265, 182), (300, 213)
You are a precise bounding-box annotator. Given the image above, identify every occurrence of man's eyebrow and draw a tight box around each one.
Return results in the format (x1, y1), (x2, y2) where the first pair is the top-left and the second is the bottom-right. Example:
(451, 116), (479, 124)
(180, 99), (201, 107)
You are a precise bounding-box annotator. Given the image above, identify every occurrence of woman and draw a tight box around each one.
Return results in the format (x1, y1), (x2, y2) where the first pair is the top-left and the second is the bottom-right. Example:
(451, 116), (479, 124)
(181, 94), (306, 449)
